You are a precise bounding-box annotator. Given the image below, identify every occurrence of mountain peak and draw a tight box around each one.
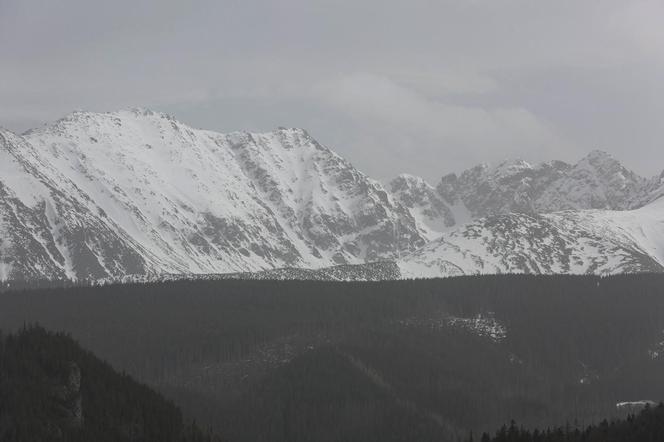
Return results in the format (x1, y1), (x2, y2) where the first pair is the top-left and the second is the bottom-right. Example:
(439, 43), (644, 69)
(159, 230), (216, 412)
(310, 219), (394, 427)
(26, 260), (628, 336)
(586, 149), (611, 158)
(3, 106), (664, 281)
(393, 173), (428, 185)
(490, 159), (533, 177)
(54, 108), (176, 125)
(579, 149), (616, 166)
(496, 158), (531, 168)
(123, 107), (177, 120)
(272, 126), (313, 139)
(389, 173), (434, 193)
(574, 149), (638, 184)
(275, 126), (306, 133)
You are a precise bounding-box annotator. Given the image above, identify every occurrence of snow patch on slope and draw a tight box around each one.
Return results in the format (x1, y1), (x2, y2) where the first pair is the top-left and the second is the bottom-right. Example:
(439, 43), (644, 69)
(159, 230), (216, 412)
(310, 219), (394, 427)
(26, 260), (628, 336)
(399, 311), (507, 342)
(3, 108), (664, 282)
(5, 109), (424, 280)
(399, 198), (664, 278)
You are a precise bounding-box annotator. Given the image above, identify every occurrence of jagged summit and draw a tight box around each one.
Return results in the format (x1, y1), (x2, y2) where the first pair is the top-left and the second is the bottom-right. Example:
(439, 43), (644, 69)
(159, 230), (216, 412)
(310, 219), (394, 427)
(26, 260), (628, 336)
(491, 158), (533, 175)
(29, 109), (320, 157)
(389, 174), (459, 238)
(390, 173), (430, 187)
(431, 149), (653, 218)
(1, 108), (664, 282)
(1, 110), (425, 281)
(582, 149), (614, 161)
(575, 149), (631, 177)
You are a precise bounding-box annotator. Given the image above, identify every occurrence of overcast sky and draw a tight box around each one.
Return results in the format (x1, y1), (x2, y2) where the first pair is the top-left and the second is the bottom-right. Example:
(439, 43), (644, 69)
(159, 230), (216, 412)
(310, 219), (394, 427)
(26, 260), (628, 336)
(1, 0), (663, 182)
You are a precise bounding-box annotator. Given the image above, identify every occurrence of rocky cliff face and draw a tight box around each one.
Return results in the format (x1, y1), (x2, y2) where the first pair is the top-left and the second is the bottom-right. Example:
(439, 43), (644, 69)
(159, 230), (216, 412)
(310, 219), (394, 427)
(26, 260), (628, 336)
(0, 326), (193, 441)
(51, 362), (83, 429)
(0, 129), (150, 281)
(391, 151), (663, 237)
(434, 151), (655, 221)
(388, 174), (457, 240)
(2, 108), (663, 281)
(399, 196), (664, 278)
(1, 109), (424, 280)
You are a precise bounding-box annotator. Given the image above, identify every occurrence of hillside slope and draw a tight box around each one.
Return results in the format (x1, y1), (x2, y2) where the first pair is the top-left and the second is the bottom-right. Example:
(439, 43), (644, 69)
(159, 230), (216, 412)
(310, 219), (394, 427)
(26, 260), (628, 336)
(399, 197), (664, 277)
(2, 109), (426, 280)
(3, 275), (664, 439)
(0, 326), (216, 441)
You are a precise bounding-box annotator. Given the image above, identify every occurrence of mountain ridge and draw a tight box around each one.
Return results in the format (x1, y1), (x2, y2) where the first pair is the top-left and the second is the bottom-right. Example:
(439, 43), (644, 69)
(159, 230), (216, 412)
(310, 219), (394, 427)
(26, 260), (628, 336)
(1, 108), (663, 281)
(2, 109), (424, 280)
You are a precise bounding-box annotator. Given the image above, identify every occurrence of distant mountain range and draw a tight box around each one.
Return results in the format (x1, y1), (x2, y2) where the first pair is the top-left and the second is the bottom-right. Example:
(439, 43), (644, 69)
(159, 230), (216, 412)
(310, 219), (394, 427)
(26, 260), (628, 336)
(1, 108), (663, 281)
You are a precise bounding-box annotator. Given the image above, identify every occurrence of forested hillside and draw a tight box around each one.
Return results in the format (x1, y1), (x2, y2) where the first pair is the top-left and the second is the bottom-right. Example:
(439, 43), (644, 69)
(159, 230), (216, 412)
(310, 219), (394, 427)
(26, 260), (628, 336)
(0, 326), (218, 442)
(2, 275), (664, 440)
(478, 403), (664, 442)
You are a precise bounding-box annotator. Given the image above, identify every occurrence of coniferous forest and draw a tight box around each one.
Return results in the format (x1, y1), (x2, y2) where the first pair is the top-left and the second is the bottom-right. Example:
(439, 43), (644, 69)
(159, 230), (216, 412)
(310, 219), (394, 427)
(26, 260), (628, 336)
(476, 403), (664, 442)
(2, 274), (664, 441)
(0, 326), (218, 442)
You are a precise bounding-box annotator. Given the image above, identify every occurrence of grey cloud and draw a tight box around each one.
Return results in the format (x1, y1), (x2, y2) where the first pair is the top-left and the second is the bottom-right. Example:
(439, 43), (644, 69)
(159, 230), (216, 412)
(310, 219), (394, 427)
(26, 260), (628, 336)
(1, 0), (663, 181)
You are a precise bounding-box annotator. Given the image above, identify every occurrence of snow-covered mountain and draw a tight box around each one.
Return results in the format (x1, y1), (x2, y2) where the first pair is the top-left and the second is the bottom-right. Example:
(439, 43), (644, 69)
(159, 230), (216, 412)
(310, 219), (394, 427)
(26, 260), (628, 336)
(399, 197), (664, 278)
(390, 150), (664, 235)
(2, 109), (424, 281)
(431, 151), (658, 224)
(388, 174), (460, 240)
(1, 108), (663, 282)
(0, 129), (151, 281)
(391, 153), (664, 278)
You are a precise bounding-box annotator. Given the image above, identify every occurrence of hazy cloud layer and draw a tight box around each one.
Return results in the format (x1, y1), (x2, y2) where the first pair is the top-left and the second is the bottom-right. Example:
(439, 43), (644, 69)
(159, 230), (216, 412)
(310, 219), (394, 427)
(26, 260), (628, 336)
(1, 0), (663, 181)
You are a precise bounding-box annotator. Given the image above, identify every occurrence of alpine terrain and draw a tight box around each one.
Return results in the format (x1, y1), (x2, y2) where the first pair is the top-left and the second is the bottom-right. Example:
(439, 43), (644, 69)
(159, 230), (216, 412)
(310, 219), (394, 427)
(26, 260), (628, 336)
(1, 108), (663, 281)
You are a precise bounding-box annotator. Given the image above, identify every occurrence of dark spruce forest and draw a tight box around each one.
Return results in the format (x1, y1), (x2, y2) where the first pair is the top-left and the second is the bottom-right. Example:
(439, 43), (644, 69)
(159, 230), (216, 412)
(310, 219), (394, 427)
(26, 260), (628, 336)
(2, 274), (664, 441)
(0, 326), (218, 442)
(475, 403), (664, 442)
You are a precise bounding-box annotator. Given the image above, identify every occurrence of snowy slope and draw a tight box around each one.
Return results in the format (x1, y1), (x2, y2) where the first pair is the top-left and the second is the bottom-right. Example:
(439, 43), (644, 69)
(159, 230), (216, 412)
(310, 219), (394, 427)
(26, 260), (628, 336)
(0, 109), (425, 280)
(435, 152), (655, 219)
(2, 108), (664, 282)
(392, 151), (663, 235)
(0, 129), (152, 281)
(399, 197), (664, 278)
(388, 174), (457, 240)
